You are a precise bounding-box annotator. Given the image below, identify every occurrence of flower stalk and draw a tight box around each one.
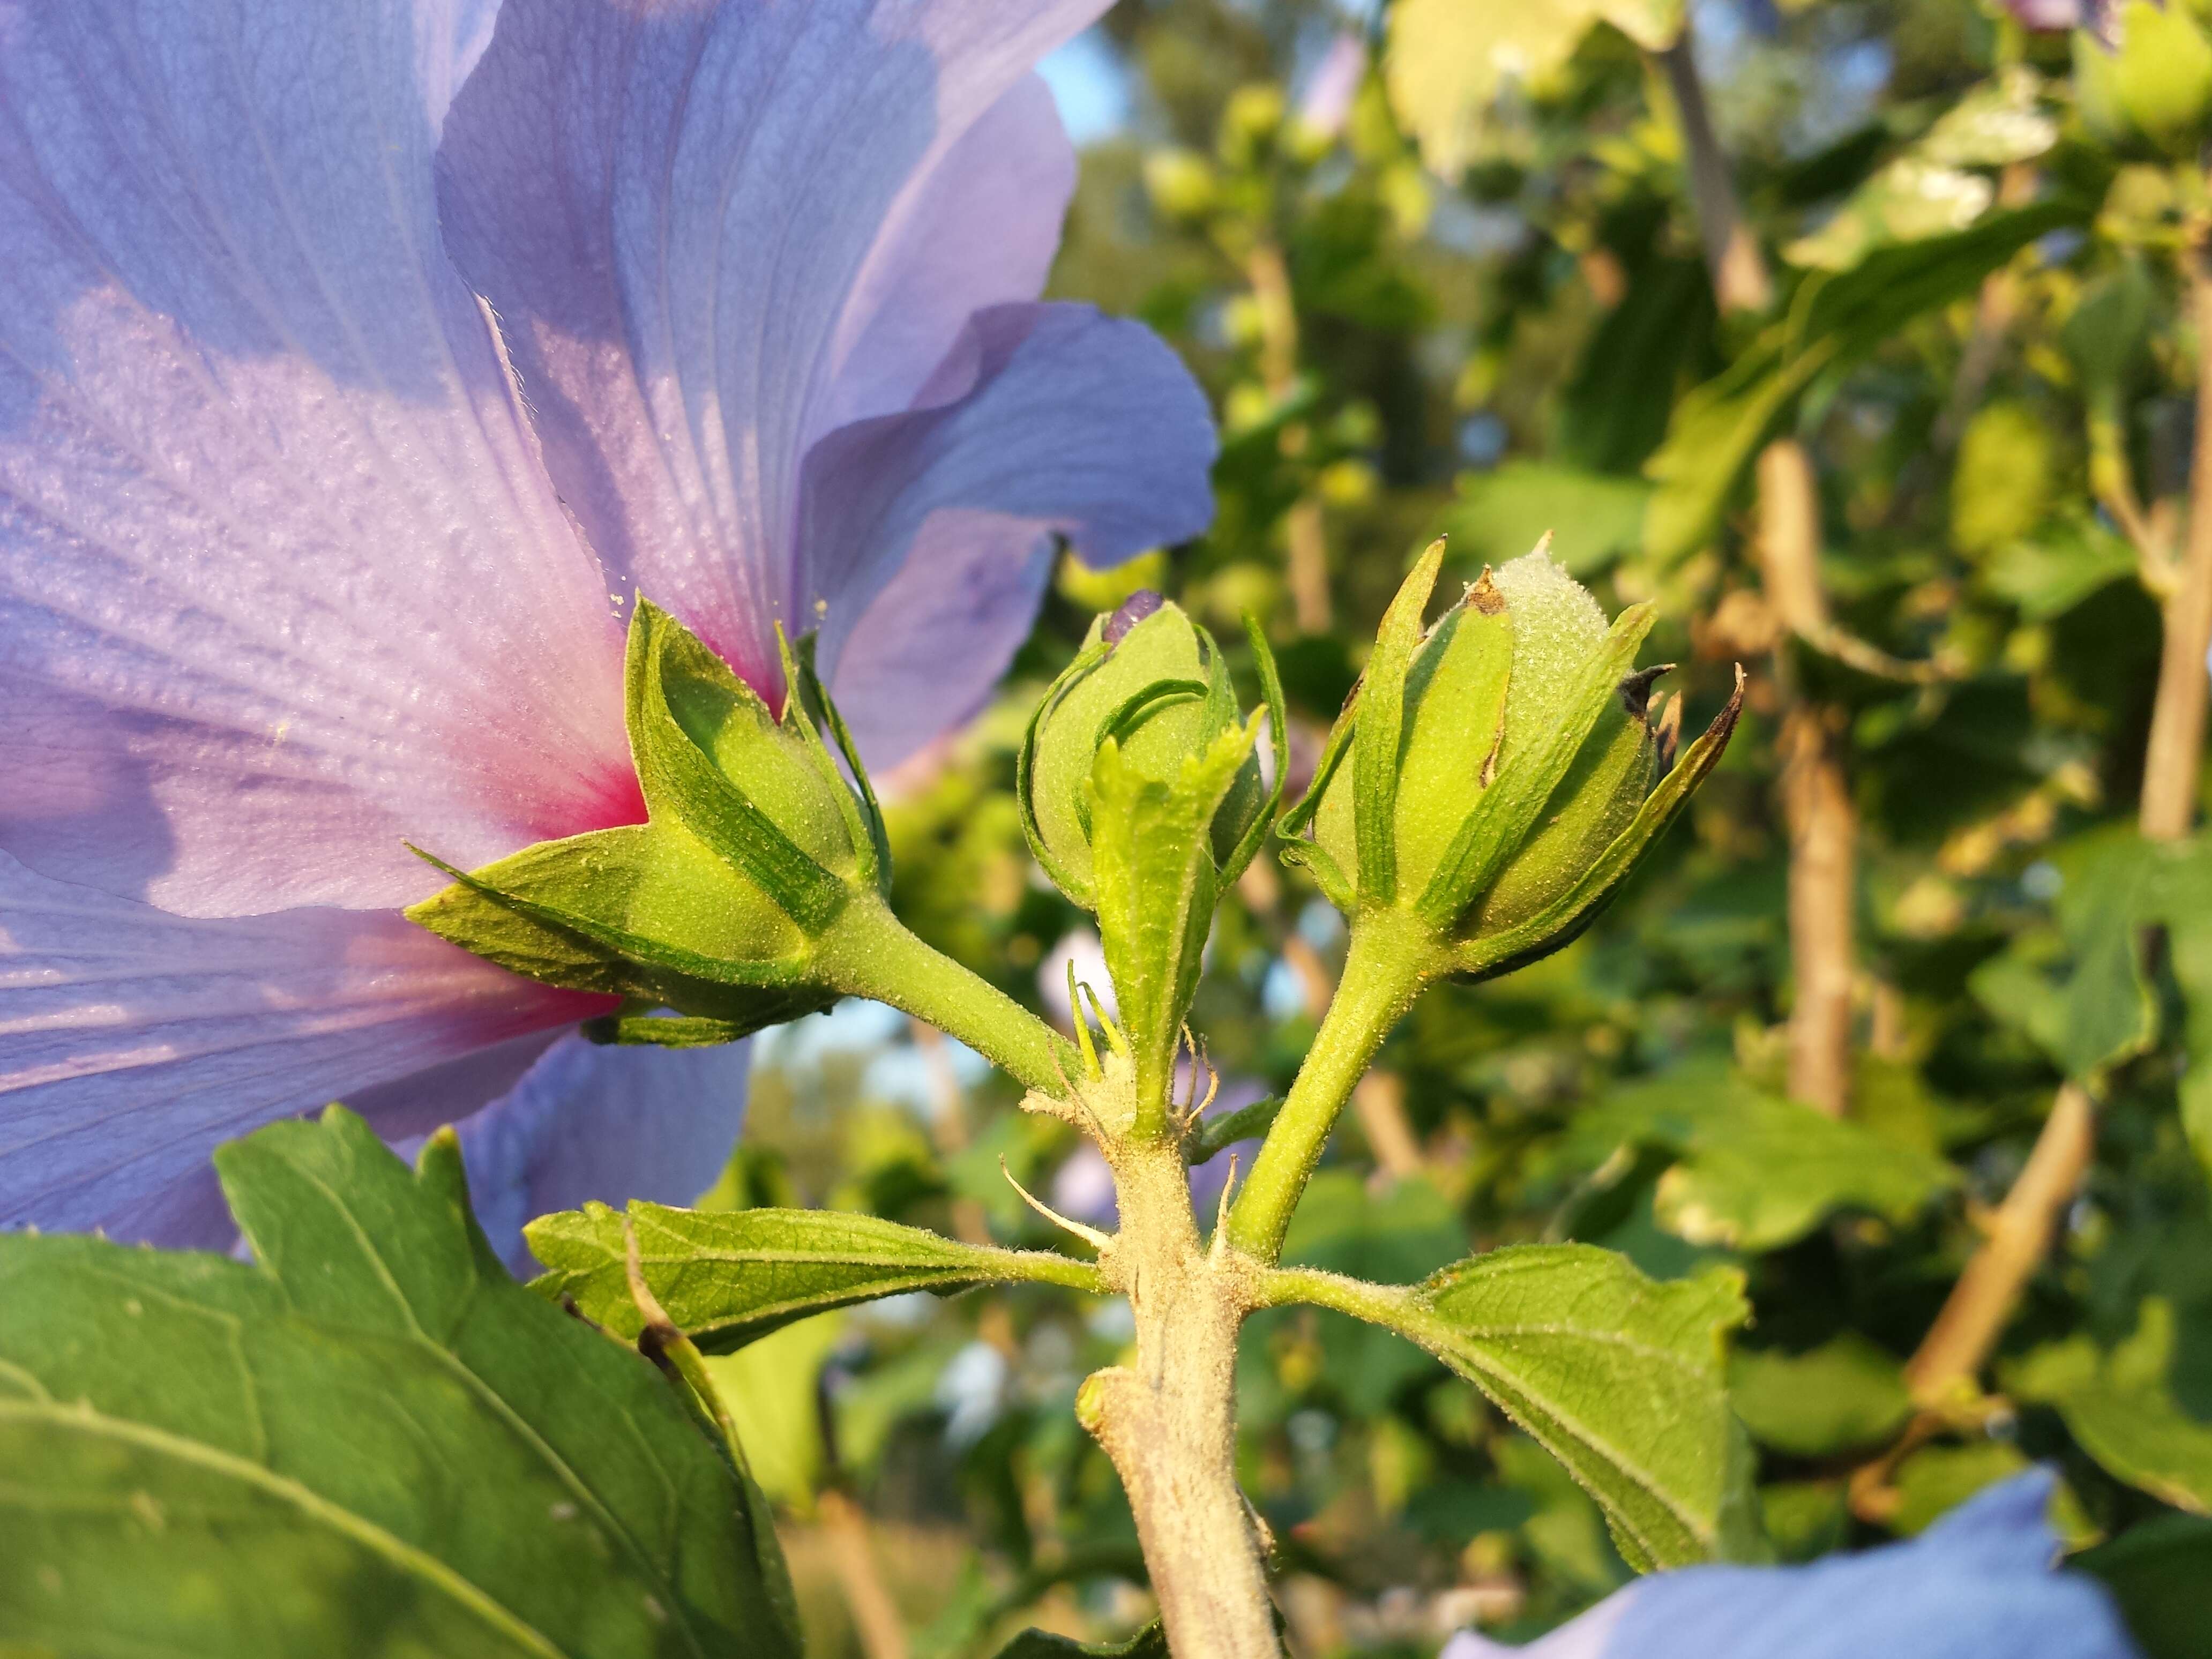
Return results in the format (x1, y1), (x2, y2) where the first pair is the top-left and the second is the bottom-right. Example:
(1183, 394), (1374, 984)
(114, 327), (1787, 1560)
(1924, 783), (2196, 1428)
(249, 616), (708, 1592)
(415, 562), (1737, 1659)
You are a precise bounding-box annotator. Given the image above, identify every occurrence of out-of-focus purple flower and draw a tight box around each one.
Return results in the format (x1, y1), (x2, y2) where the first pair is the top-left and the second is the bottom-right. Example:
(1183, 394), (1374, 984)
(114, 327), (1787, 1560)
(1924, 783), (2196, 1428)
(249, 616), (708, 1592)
(1440, 1471), (2139, 1659)
(1298, 32), (1370, 140)
(2001, 0), (2124, 48)
(1046, 1058), (1267, 1231)
(1041, 928), (1120, 1026)
(0, 0), (1215, 1265)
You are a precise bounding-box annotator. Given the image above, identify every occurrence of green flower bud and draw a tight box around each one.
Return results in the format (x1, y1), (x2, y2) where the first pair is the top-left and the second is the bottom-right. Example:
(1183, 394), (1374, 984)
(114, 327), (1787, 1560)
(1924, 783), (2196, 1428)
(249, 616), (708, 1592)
(1283, 542), (1740, 979)
(1020, 592), (1288, 1138)
(1020, 593), (1271, 908)
(408, 599), (890, 1044)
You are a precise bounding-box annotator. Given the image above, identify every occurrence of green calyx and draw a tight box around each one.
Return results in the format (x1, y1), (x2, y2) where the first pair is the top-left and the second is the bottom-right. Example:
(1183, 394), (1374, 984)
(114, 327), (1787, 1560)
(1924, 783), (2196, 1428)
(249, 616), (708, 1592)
(1019, 593), (1288, 1137)
(407, 597), (893, 1042)
(1283, 540), (1743, 981)
(1019, 594), (1282, 907)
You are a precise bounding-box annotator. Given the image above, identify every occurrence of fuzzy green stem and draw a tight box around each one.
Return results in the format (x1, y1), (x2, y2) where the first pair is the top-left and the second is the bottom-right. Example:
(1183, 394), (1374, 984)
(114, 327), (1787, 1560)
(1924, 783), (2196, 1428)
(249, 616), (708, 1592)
(1224, 909), (1437, 1262)
(815, 899), (1077, 1096)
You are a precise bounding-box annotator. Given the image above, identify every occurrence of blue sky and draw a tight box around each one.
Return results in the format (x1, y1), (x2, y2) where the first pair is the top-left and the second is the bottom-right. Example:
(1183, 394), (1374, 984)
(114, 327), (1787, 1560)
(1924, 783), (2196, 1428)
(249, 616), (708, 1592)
(1040, 27), (1134, 146)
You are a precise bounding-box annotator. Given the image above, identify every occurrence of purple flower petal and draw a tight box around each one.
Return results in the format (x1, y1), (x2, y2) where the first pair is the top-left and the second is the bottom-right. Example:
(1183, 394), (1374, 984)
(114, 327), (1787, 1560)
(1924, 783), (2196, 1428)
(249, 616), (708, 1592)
(433, 0), (1205, 715)
(2, 0), (1221, 1242)
(443, 1032), (754, 1275)
(1297, 32), (1369, 139)
(814, 304), (1216, 764)
(0, 0), (638, 917)
(1441, 1471), (2139, 1659)
(0, 849), (595, 1246)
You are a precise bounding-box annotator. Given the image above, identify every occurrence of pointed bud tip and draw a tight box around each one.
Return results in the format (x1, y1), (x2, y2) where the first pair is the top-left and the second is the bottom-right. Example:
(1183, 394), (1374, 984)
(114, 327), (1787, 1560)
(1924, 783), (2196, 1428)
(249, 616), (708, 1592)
(1103, 589), (1167, 647)
(1619, 663), (1674, 721)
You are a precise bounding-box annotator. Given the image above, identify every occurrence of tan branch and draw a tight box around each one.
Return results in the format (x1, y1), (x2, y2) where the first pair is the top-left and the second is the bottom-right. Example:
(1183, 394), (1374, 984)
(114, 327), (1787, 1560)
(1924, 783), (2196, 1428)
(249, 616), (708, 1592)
(1352, 1071), (1425, 1181)
(2139, 252), (2212, 843)
(818, 1490), (914, 1659)
(1902, 1083), (2097, 1408)
(1656, 35), (1772, 316)
(1761, 443), (1857, 1118)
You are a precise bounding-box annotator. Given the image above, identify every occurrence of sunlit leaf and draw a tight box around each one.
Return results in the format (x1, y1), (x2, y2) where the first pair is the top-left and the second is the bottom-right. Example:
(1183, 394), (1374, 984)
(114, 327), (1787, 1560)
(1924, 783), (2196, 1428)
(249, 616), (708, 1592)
(1983, 516), (2140, 619)
(1386, 0), (1685, 176)
(1268, 1243), (1753, 1570)
(1570, 1060), (1957, 1250)
(528, 1201), (1101, 1353)
(0, 1108), (797, 1659)
(1730, 1334), (1912, 1456)
(1441, 462), (1655, 576)
(2008, 1301), (2212, 1517)
(1645, 200), (2085, 565)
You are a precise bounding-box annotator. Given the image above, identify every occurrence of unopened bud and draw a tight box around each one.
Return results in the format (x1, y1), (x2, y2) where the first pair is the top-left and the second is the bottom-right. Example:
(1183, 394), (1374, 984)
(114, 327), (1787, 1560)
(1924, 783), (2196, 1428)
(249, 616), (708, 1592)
(1021, 594), (1266, 907)
(1283, 542), (1740, 978)
(408, 599), (888, 1042)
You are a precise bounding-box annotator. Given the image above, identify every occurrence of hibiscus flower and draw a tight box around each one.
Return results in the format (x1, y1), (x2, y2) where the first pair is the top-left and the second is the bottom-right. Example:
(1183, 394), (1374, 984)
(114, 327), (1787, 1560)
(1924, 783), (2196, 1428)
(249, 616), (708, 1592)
(0, 0), (1215, 1260)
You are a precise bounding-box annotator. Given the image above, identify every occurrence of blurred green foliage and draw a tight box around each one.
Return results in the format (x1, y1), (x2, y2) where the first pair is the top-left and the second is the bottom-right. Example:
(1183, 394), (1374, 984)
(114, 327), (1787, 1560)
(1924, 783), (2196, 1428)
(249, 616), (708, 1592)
(725, 2), (2212, 1654)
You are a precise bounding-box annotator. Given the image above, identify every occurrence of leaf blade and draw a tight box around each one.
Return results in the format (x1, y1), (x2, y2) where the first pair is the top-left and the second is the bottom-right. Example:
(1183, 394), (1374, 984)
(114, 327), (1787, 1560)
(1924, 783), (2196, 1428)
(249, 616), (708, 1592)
(1262, 1243), (1750, 1570)
(528, 1202), (1102, 1352)
(0, 1107), (795, 1659)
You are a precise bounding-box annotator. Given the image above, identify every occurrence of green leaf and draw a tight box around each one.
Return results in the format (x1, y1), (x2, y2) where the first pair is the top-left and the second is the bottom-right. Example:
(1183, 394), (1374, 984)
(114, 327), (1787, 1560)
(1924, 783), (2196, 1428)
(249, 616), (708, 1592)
(1557, 257), (1717, 475)
(0, 1107), (797, 1659)
(1951, 400), (2060, 556)
(1644, 200), (2084, 565)
(2064, 259), (2156, 432)
(1983, 516), (2139, 621)
(1889, 1441), (2038, 1535)
(527, 1201), (1101, 1354)
(2079, 1515), (2212, 1659)
(1781, 72), (2054, 273)
(1571, 1059), (1957, 1250)
(2143, 839), (2212, 1174)
(1189, 1093), (1284, 1163)
(2008, 1301), (2212, 1517)
(1730, 1334), (1912, 1457)
(2061, 848), (2161, 1084)
(1385, 0), (1684, 176)
(1266, 1243), (1751, 1570)
(992, 1624), (1169, 1659)
(701, 1314), (849, 1508)
(1441, 463), (1654, 577)
(2075, 0), (2212, 160)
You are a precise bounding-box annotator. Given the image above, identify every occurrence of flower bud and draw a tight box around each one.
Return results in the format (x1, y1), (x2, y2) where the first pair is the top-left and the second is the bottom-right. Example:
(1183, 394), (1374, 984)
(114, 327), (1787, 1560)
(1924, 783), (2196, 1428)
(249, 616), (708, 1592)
(408, 599), (888, 1043)
(1283, 542), (1740, 978)
(1020, 593), (1268, 908)
(1020, 592), (1287, 1138)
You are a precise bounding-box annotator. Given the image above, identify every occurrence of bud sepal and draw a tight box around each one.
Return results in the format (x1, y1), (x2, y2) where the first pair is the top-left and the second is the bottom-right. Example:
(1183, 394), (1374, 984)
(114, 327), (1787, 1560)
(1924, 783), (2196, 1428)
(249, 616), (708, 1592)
(1018, 594), (1287, 1138)
(1280, 542), (1739, 981)
(407, 597), (891, 1043)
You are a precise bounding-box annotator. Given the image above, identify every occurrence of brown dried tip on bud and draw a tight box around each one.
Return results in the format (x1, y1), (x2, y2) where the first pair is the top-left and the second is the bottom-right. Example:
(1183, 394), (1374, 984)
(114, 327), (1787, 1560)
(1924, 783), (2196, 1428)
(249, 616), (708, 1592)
(1103, 588), (1167, 647)
(1618, 664), (1675, 720)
